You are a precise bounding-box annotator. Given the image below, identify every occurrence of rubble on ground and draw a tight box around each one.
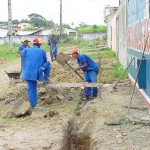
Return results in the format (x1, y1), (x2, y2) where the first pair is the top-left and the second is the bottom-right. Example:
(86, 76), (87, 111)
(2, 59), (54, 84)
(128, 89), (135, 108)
(4, 61), (83, 118)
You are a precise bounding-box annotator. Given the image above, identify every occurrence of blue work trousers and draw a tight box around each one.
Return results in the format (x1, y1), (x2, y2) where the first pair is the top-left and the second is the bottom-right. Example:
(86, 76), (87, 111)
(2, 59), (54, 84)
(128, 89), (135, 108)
(84, 70), (97, 97)
(42, 61), (51, 80)
(27, 80), (37, 107)
(50, 48), (58, 60)
(20, 58), (26, 77)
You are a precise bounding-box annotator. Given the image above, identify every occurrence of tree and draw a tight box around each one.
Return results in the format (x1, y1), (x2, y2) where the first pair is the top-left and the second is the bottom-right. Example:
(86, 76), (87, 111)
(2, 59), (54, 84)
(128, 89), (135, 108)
(0, 21), (8, 26)
(20, 19), (29, 23)
(27, 13), (54, 28)
(63, 23), (71, 28)
(93, 25), (98, 33)
(78, 22), (87, 28)
(46, 20), (55, 28)
(12, 19), (19, 25)
(28, 13), (45, 20)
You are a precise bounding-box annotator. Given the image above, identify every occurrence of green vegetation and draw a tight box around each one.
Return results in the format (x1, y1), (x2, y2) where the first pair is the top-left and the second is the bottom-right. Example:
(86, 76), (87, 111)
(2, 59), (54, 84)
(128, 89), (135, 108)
(78, 47), (128, 82)
(0, 43), (50, 63)
(0, 39), (128, 83)
(77, 25), (107, 33)
(45, 101), (79, 114)
(0, 44), (19, 62)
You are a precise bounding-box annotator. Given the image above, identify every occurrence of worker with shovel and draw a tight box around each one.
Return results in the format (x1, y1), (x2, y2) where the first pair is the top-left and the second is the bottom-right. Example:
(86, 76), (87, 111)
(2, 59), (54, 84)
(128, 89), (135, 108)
(48, 35), (58, 62)
(70, 49), (99, 100)
(21, 38), (51, 113)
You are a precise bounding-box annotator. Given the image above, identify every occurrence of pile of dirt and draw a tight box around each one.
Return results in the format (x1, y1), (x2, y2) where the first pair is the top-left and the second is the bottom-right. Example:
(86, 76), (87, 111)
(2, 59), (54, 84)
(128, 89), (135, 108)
(8, 61), (83, 107)
(40, 60), (84, 104)
(50, 61), (83, 83)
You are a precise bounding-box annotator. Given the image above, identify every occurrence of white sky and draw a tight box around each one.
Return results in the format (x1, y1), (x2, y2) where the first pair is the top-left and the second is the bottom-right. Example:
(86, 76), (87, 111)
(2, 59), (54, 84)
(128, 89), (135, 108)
(0, 0), (119, 26)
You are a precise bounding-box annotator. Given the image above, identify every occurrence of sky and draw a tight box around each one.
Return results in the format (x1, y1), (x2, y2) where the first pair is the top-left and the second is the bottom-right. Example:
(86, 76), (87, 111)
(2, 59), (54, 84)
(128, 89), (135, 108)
(0, 0), (119, 27)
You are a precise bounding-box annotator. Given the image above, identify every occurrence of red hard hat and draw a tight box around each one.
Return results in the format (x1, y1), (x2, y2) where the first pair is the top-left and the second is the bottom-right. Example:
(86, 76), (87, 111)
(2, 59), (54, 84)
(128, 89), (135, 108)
(33, 37), (42, 44)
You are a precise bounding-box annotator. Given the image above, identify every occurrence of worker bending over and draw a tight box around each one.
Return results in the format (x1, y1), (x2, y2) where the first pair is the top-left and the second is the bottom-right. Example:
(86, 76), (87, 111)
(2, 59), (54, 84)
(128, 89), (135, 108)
(70, 49), (99, 100)
(21, 38), (51, 112)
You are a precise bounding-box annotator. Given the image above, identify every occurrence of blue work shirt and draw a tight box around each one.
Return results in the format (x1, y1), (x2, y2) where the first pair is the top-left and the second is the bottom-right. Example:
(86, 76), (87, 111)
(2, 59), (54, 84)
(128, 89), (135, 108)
(19, 45), (30, 76)
(77, 54), (99, 72)
(21, 45), (47, 81)
(18, 45), (28, 51)
(48, 38), (58, 50)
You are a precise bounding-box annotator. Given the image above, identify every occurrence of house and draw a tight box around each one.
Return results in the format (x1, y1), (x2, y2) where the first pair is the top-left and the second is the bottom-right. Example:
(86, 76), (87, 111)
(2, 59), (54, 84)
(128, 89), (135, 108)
(105, 0), (150, 107)
(18, 23), (33, 30)
(0, 27), (8, 37)
(15, 27), (77, 36)
(0, 27), (78, 44)
(16, 30), (41, 36)
(126, 0), (150, 105)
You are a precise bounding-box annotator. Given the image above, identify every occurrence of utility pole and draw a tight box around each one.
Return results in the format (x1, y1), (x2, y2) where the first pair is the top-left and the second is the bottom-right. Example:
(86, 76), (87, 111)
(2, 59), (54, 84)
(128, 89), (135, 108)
(60, 0), (62, 43)
(8, 0), (13, 50)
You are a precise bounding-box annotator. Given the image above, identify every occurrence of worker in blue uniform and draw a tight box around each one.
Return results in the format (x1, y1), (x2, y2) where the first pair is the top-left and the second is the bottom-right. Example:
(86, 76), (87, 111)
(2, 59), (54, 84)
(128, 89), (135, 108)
(48, 35), (58, 62)
(21, 37), (51, 112)
(18, 39), (30, 77)
(70, 49), (99, 100)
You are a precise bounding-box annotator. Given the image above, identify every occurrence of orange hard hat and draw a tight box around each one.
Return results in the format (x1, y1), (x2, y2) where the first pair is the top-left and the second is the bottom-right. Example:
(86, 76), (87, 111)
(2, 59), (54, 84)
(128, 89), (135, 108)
(33, 37), (42, 44)
(70, 49), (79, 55)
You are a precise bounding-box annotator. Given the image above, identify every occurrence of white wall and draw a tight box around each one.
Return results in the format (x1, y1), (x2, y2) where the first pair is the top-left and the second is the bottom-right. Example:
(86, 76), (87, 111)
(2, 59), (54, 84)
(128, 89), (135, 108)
(107, 0), (127, 67)
(0, 33), (107, 45)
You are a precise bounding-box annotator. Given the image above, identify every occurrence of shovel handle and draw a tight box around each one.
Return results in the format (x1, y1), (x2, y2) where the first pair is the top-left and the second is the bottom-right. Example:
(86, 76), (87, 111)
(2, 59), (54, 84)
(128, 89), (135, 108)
(66, 62), (84, 80)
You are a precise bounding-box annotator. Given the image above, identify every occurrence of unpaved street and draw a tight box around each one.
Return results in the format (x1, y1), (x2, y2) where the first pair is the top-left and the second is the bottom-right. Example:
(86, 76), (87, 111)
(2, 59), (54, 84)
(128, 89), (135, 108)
(0, 56), (150, 150)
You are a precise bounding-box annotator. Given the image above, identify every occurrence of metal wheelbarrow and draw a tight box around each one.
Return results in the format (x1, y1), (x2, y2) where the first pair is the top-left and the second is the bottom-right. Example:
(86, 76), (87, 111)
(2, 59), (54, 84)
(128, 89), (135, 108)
(5, 71), (20, 79)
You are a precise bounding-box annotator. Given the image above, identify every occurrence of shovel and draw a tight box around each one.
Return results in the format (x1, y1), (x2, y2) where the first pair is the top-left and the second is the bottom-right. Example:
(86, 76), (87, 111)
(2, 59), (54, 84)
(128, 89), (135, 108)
(57, 52), (84, 80)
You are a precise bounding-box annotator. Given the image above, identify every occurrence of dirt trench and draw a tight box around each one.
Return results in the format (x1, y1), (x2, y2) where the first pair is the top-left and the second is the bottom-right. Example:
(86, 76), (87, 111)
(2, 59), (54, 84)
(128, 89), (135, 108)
(63, 118), (90, 150)
(1, 59), (150, 149)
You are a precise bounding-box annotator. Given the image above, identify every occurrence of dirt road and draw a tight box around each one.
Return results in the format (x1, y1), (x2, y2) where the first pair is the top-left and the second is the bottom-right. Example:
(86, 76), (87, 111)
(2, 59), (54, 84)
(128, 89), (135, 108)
(0, 57), (150, 149)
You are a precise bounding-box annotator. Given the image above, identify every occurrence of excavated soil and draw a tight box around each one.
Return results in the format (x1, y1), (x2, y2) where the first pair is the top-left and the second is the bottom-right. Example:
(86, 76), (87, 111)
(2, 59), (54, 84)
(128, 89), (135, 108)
(0, 55), (150, 150)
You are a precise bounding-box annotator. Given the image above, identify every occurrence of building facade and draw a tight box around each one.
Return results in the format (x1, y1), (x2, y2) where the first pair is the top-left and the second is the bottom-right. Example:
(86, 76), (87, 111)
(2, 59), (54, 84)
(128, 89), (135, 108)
(106, 0), (150, 105)
(127, 0), (150, 104)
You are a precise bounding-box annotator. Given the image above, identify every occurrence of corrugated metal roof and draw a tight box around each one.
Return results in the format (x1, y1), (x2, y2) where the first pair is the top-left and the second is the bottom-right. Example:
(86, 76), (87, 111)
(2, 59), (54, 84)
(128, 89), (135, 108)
(16, 30), (40, 35)
(0, 28), (8, 37)
(0, 27), (77, 37)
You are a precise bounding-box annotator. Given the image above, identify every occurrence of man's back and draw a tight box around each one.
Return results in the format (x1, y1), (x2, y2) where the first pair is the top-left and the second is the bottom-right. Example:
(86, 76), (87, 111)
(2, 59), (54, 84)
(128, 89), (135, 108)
(22, 45), (47, 81)
(77, 54), (99, 72)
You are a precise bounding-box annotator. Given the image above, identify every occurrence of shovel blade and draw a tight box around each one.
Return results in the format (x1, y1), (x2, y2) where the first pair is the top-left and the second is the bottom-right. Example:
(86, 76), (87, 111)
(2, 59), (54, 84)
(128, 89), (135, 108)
(57, 52), (70, 66)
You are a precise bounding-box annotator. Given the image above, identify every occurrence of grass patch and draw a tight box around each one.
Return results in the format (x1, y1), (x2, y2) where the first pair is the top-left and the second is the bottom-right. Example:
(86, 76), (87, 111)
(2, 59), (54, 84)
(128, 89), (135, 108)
(99, 47), (111, 51)
(0, 44), (50, 64)
(129, 124), (144, 132)
(0, 44), (19, 62)
(119, 117), (129, 125)
(86, 50), (116, 60)
(0, 42), (128, 83)
(45, 101), (80, 115)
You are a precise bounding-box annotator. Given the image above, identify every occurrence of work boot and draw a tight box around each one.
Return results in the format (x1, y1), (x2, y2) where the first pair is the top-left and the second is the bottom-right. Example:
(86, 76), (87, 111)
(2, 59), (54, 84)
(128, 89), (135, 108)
(89, 95), (97, 100)
(26, 106), (34, 116)
(81, 96), (89, 101)
(44, 78), (51, 84)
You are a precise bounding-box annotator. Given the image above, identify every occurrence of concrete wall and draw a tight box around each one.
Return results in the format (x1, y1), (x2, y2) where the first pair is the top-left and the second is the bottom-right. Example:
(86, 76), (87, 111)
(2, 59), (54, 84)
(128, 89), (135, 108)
(107, 0), (150, 104)
(80, 33), (106, 40)
(117, 0), (127, 67)
(110, 14), (117, 52)
(107, 21), (112, 48)
(0, 33), (106, 45)
(0, 35), (49, 45)
(107, 0), (127, 67)
(127, 0), (150, 103)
